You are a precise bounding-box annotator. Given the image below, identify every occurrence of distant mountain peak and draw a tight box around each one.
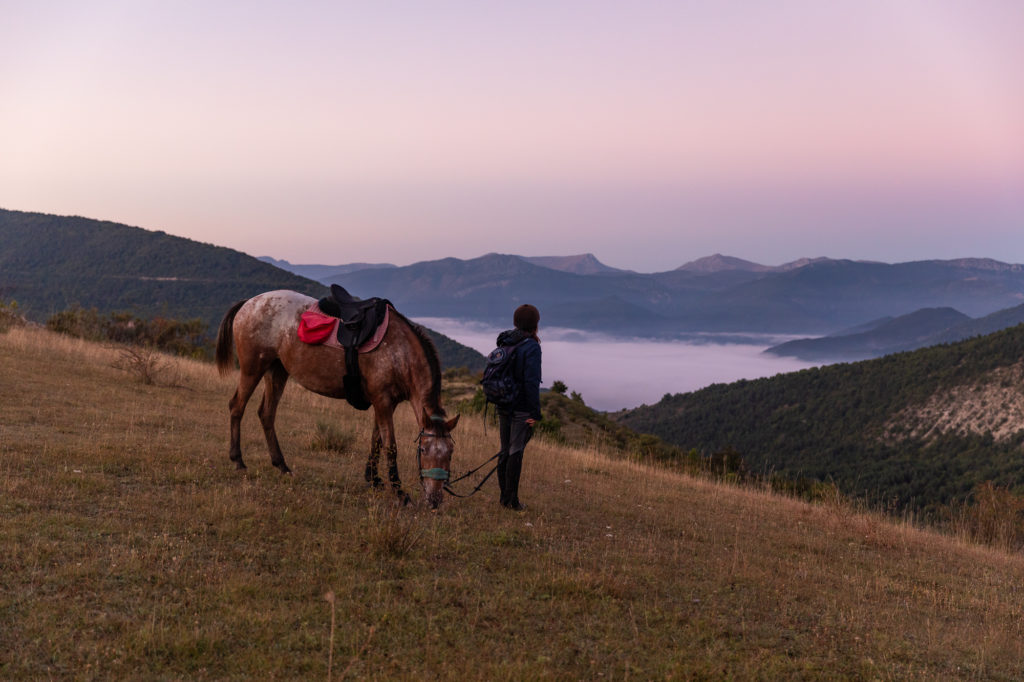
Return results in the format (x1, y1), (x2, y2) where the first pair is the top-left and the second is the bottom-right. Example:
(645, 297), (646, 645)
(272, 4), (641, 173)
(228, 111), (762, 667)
(522, 253), (623, 275)
(777, 257), (832, 271)
(677, 254), (833, 273)
(676, 254), (772, 273)
(942, 258), (1022, 272)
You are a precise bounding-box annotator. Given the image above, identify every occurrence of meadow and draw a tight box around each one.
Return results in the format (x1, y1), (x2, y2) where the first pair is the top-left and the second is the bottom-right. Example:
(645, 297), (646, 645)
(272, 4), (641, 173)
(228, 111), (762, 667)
(3, 326), (1024, 679)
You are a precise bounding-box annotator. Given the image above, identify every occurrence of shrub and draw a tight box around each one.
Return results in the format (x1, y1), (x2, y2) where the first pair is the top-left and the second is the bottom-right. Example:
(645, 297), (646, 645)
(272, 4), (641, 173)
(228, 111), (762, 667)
(361, 494), (422, 558)
(47, 305), (107, 340)
(535, 415), (563, 441)
(964, 481), (1024, 550)
(47, 307), (212, 358)
(0, 300), (25, 334)
(310, 420), (356, 454)
(112, 345), (173, 386)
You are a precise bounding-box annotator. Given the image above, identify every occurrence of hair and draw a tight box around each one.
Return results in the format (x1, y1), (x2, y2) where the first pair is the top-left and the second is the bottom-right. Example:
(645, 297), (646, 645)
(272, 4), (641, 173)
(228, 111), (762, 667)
(513, 304), (540, 340)
(392, 308), (445, 416)
(215, 299), (248, 376)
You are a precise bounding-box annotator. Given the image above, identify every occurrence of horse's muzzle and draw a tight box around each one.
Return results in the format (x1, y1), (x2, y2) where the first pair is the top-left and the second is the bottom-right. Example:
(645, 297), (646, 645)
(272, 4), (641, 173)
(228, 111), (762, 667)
(423, 481), (445, 509)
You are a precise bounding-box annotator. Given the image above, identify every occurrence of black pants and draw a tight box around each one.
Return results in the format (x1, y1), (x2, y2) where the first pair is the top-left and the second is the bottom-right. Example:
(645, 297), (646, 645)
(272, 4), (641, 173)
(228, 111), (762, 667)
(497, 410), (533, 507)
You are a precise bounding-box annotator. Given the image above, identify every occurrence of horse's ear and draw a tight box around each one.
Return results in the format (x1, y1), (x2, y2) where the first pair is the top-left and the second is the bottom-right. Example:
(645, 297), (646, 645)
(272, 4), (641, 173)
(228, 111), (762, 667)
(445, 414), (460, 432)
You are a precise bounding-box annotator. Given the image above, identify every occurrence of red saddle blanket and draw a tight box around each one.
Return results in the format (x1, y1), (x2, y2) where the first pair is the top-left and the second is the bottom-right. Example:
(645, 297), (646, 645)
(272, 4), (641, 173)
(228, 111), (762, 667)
(297, 305), (390, 353)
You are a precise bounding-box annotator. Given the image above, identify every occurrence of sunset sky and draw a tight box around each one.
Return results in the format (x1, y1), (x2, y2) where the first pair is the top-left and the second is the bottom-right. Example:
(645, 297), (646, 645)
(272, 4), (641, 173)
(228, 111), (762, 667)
(2, 1), (1023, 272)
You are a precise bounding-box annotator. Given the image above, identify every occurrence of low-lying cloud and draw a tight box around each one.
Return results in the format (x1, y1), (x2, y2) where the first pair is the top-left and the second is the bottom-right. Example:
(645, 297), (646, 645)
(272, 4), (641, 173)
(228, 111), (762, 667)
(418, 318), (818, 412)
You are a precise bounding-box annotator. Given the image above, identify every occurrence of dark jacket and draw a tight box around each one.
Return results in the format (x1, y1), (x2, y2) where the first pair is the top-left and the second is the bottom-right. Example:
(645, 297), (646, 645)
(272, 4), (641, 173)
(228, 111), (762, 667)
(496, 329), (542, 421)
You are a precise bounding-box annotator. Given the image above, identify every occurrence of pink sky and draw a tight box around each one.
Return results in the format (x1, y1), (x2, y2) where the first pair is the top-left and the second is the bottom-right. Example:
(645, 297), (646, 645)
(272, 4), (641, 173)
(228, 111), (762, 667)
(2, 1), (1022, 271)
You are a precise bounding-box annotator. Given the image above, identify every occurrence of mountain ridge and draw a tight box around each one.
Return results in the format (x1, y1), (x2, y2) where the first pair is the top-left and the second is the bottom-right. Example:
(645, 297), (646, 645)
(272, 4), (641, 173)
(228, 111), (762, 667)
(7, 206), (1024, 344)
(328, 252), (1024, 335)
(767, 303), (1024, 361)
(258, 256), (396, 282)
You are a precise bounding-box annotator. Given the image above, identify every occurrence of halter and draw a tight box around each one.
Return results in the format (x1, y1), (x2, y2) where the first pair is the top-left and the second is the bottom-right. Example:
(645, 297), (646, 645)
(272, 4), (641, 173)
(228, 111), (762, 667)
(415, 414), (497, 499)
(415, 429), (453, 481)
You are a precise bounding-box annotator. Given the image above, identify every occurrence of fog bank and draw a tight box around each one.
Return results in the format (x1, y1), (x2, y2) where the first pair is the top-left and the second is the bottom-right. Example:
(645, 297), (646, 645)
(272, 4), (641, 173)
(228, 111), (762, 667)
(418, 318), (819, 412)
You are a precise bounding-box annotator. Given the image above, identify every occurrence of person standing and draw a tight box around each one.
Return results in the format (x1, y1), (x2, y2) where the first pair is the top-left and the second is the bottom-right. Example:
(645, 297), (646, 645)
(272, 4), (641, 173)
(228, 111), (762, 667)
(495, 304), (542, 511)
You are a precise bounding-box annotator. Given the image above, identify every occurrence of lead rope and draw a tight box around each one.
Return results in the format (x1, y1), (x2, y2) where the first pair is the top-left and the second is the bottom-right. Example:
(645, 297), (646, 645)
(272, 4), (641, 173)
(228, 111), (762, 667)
(443, 453), (501, 498)
(416, 431), (501, 498)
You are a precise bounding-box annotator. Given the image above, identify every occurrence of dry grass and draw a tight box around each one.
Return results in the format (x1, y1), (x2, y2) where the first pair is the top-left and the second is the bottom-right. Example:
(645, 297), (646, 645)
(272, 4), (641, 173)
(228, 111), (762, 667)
(4, 326), (1024, 679)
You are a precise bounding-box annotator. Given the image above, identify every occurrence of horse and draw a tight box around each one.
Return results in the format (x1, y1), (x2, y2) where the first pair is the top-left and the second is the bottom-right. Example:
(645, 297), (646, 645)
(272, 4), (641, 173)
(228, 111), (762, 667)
(214, 289), (460, 508)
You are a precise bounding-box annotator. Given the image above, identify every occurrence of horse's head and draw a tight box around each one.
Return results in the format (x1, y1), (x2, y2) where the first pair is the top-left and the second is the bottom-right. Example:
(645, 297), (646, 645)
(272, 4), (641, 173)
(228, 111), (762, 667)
(417, 410), (460, 509)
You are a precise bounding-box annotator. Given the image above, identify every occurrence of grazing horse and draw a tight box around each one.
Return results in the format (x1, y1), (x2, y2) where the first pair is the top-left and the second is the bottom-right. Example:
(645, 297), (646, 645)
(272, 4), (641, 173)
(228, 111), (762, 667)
(215, 290), (459, 508)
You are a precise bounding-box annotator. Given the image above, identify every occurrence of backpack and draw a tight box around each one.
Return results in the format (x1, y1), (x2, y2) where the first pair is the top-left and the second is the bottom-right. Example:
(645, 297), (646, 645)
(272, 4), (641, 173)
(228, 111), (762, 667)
(480, 339), (528, 409)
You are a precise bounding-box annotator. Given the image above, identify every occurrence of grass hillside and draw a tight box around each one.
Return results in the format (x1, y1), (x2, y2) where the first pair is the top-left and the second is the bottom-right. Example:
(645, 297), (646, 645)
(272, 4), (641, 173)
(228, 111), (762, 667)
(616, 323), (1024, 513)
(4, 327), (1024, 678)
(0, 208), (325, 328)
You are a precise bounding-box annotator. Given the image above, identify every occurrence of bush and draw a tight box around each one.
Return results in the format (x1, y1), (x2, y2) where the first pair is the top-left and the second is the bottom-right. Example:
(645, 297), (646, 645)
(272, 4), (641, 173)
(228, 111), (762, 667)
(112, 345), (172, 386)
(964, 481), (1024, 550)
(47, 305), (107, 340)
(0, 300), (25, 334)
(535, 416), (563, 441)
(47, 307), (212, 358)
(310, 420), (357, 454)
(361, 493), (422, 558)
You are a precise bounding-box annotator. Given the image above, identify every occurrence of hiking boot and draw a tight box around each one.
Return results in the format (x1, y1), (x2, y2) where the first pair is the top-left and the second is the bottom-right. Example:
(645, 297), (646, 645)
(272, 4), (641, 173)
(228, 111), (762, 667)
(504, 451), (525, 511)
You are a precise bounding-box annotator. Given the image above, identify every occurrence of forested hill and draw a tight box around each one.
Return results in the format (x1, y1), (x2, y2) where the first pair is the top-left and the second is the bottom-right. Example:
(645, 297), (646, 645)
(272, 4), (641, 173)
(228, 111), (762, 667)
(0, 208), (326, 328)
(614, 324), (1024, 512)
(0, 209), (488, 370)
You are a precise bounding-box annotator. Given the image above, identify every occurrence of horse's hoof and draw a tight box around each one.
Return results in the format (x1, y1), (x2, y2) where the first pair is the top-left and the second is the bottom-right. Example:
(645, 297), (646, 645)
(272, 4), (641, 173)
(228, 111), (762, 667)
(398, 492), (411, 506)
(234, 461), (247, 470)
(366, 477), (384, 489)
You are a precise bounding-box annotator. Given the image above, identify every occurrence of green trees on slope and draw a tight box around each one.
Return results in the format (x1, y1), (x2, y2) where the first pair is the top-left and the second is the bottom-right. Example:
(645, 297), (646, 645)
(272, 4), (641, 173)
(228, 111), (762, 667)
(615, 324), (1024, 512)
(0, 208), (326, 330)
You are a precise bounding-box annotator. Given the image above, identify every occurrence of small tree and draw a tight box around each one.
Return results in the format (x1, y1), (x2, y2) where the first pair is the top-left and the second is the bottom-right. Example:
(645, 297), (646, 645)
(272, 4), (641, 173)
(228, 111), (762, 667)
(551, 380), (568, 395)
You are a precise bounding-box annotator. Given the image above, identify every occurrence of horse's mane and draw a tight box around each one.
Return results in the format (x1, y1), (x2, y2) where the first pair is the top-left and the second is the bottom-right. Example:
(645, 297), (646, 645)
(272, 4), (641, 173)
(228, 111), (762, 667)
(392, 309), (445, 416)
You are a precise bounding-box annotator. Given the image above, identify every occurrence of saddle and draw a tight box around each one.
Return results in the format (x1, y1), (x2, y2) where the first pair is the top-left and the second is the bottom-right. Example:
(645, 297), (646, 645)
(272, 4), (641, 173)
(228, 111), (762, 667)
(311, 284), (393, 411)
(321, 284), (390, 350)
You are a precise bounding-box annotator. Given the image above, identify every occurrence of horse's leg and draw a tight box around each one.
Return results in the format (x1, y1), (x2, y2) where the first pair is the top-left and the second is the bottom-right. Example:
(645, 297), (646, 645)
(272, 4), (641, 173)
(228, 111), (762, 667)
(228, 370), (263, 470)
(365, 421), (384, 488)
(377, 407), (409, 505)
(257, 361), (292, 474)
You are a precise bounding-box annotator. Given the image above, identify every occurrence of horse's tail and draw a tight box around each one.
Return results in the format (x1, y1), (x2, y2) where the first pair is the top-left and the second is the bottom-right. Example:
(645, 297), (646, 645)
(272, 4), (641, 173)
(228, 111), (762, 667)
(215, 299), (247, 376)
